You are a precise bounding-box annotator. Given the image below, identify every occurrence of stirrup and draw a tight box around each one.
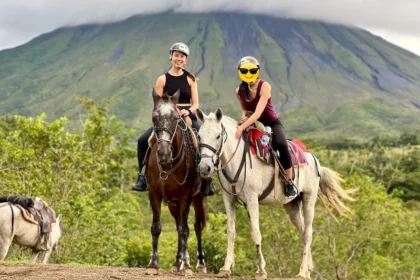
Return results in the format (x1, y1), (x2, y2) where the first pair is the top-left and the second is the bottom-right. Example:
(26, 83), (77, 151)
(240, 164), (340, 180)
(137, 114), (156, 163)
(285, 180), (298, 197)
(132, 174), (148, 192)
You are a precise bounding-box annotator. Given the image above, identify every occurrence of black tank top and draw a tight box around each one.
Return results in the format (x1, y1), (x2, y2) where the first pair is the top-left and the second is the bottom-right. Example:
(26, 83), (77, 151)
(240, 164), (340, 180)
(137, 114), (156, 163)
(163, 71), (191, 103)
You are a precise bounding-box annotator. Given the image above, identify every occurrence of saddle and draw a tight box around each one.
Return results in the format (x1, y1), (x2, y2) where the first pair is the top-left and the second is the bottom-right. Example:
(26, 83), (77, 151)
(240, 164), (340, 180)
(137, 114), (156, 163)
(245, 125), (309, 168)
(33, 198), (55, 233)
(235, 124), (309, 201)
(1, 195), (56, 234)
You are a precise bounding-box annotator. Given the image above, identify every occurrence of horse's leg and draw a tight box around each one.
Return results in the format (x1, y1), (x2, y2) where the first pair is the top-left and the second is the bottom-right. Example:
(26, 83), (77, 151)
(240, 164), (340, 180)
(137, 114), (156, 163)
(0, 237), (12, 261)
(145, 190), (162, 275)
(295, 192), (317, 279)
(246, 197), (267, 280)
(283, 199), (313, 276)
(30, 249), (40, 263)
(218, 191), (237, 278)
(178, 198), (192, 276)
(41, 248), (53, 264)
(167, 202), (182, 273)
(193, 194), (207, 273)
(0, 207), (14, 261)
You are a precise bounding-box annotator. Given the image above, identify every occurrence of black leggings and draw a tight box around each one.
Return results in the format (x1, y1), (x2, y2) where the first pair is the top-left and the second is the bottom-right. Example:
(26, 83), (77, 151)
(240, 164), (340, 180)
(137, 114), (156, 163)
(265, 119), (292, 170)
(136, 114), (200, 172)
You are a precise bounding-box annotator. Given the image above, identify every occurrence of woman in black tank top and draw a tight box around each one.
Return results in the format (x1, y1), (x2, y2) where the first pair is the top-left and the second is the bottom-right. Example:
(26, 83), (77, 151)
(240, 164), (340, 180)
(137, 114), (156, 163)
(132, 42), (213, 195)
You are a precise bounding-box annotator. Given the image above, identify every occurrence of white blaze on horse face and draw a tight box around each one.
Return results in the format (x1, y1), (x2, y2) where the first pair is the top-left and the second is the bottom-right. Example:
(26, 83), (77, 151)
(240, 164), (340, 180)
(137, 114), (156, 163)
(158, 102), (175, 117)
(156, 102), (177, 142)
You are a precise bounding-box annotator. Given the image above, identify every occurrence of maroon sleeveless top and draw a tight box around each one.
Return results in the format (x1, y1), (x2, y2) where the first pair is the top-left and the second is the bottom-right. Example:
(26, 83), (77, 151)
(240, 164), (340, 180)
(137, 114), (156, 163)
(238, 80), (279, 125)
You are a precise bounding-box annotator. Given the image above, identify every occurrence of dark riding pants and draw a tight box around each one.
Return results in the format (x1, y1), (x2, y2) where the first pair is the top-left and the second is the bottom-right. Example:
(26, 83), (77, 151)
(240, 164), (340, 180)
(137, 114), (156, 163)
(263, 119), (292, 170)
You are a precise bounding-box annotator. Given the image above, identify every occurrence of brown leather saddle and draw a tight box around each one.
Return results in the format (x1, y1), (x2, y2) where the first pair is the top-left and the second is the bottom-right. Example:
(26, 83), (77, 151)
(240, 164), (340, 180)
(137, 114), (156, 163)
(32, 199), (55, 233)
(0, 195), (56, 234)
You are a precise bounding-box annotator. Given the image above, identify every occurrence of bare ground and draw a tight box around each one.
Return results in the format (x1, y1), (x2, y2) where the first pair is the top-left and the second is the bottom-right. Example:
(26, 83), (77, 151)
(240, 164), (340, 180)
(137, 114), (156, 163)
(0, 264), (296, 280)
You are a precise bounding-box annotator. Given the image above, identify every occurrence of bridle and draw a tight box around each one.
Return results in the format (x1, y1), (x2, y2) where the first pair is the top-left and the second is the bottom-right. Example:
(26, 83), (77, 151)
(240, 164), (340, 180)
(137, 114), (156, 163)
(153, 118), (182, 146)
(198, 122), (249, 200)
(153, 117), (190, 183)
(199, 123), (242, 171)
(151, 110), (203, 203)
(199, 123), (227, 168)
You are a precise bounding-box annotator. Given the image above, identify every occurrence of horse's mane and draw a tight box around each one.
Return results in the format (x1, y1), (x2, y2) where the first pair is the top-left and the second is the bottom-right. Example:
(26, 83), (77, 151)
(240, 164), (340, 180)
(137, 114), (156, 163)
(221, 115), (238, 126)
(206, 113), (238, 129)
(0, 195), (34, 209)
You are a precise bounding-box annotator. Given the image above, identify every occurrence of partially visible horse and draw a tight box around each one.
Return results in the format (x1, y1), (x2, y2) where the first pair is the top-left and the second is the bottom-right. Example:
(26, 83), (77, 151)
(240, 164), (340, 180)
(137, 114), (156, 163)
(196, 108), (355, 280)
(143, 88), (207, 275)
(0, 196), (62, 264)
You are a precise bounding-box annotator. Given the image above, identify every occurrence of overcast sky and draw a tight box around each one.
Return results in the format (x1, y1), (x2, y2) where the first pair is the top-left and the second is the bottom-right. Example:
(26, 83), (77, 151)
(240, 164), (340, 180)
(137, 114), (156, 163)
(1, 0), (420, 56)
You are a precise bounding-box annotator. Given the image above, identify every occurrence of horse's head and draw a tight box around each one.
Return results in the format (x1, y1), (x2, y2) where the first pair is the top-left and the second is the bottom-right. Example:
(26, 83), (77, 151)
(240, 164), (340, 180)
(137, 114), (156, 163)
(152, 88), (181, 165)
(196, 108), (225, 178)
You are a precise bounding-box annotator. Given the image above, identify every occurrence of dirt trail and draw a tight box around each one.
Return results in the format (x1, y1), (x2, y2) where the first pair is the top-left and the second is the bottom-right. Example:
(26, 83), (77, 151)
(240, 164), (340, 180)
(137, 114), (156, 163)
(0, 264), (296, 280)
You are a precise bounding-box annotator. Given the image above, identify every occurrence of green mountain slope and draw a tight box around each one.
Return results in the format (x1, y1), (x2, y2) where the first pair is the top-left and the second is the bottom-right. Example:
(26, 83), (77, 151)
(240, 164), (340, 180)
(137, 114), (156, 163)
(1, 12), (420, 139)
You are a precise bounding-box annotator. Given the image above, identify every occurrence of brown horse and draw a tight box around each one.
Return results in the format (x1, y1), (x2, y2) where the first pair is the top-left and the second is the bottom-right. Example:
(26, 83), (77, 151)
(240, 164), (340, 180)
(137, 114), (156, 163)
(144, 88), (207, 276)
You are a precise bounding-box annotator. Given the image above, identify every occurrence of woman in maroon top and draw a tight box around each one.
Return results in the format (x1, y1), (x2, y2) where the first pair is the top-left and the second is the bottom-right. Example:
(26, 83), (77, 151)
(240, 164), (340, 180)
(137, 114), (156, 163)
(235, 56), (297, 197)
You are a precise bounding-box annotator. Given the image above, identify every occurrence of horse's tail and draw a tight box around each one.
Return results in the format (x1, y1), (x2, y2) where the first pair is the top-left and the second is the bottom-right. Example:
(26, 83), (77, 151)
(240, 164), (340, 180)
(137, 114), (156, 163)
(318, 167), (357, 221)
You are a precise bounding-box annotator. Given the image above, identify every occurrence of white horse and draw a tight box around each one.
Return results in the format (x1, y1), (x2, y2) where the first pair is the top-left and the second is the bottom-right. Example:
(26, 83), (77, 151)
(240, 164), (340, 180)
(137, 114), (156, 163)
(0, 197), (62, 264)
(196, 108), (355, 280)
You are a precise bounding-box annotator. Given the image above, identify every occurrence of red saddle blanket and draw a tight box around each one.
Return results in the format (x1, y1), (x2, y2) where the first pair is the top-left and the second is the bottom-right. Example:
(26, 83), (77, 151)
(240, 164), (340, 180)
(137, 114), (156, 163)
(288, 139), (308, 166)
(247, 127), (308, 166)
(15, 204), (40, 225)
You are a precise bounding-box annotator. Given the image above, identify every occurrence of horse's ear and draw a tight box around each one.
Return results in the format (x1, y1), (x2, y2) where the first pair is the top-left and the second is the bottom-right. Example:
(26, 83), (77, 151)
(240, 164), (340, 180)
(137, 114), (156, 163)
(152, 88), (160, 104)
(196, 108), (207, 123)
(57, 214), (62, 221)
(215, 107), (223, 121)
(171, 89), (180, 104)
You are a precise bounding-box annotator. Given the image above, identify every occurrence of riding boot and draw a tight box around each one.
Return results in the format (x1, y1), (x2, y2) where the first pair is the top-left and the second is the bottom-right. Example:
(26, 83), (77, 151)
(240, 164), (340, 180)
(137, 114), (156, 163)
(131, 173), (148, 192)
(200, 177), (216, 196)
(284, 179), (298, 197)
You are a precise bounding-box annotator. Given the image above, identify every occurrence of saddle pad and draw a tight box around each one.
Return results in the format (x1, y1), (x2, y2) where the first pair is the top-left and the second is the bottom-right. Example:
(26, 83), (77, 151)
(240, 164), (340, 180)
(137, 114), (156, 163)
(15, 204), (39, 225)
(288, 140), (308, 166)
(252, 137), (309, 167)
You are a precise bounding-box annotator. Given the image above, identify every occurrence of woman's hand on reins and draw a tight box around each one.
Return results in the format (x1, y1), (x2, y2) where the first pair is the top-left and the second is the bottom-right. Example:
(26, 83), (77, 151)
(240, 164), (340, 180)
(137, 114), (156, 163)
(179, 109), (190, 116)
(235, 125), (244, 139)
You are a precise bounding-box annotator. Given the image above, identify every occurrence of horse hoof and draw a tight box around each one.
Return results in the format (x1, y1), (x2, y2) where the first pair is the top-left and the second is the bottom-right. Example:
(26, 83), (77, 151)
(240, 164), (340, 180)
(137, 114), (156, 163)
(255, 272), (267, 280)
(171, 266), (179, 273)
(296, 273), (310, 280)
(196, 266), (207, 274)
(217, 270), (230, 278)
(145, 268), (159, 275)
(183, 268), (193, 276)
